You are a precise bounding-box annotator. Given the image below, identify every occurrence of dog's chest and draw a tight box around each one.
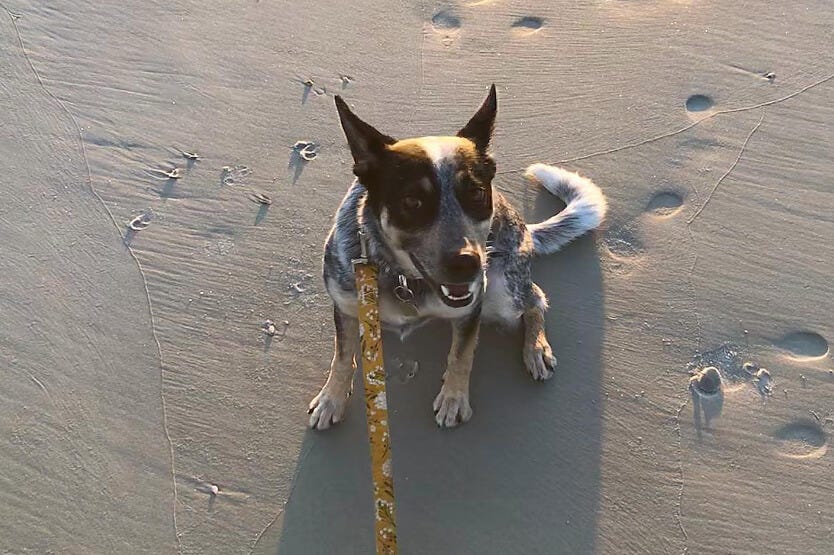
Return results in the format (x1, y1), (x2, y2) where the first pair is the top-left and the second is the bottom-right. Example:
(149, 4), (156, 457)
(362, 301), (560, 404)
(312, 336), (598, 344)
(481, 270), (523, 324)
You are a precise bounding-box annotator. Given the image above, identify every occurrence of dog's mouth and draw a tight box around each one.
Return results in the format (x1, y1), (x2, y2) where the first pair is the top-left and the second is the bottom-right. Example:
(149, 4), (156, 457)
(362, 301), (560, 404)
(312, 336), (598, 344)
(439, 283), (474, 308)
(408, 254), (480, 309)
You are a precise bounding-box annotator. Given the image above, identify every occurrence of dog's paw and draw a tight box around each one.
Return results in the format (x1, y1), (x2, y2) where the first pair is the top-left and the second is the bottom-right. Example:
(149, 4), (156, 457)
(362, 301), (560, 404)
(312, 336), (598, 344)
(432, 384), (473, 428)
(524, 338), (557, 381)
(308, 387), (348, 430)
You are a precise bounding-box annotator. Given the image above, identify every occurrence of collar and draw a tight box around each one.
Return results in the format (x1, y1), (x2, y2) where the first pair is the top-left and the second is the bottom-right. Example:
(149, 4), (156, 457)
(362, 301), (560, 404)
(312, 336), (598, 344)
(359, 229), (496, 306)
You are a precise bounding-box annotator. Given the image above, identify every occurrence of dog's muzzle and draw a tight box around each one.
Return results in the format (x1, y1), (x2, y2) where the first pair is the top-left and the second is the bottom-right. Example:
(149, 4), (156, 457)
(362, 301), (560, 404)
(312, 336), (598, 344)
(407, 253), (483, 309)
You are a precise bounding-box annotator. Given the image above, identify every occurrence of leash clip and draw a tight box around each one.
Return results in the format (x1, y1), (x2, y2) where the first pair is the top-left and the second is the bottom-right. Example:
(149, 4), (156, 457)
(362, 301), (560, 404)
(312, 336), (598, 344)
(352, 230), (370, 266)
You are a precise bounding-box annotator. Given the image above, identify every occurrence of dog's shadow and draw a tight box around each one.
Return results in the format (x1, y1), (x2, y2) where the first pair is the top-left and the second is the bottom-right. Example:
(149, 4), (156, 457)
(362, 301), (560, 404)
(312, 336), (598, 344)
(269, 191), (605, 555)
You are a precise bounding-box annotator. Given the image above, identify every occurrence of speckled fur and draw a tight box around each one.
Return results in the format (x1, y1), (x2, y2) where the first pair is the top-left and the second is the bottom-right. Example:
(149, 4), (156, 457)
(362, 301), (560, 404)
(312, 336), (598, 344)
(310, 88), (606, 429)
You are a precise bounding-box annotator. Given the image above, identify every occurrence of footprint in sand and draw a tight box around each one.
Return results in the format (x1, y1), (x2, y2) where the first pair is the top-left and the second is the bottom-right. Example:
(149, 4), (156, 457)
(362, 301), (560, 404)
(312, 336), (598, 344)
(777, 332), (829, 361)
(603, 224), (644, 268)
(431, 10), (461, 31)
(646, 191), (684, 218)
(221, 164), (252, 186)
(772, 420), (828, 460)
(602, 223), (646, 275)
(511, 16), (544, 36)
(604, 190), (685, 272)
(431, 10), (461, 45)
(391, 358), (420, 385)
(685, 94), (714, 114)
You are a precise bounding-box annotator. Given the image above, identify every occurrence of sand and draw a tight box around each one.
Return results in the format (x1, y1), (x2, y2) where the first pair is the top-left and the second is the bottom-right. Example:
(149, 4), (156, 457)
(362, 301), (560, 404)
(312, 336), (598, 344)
(1, 1), (832, 553)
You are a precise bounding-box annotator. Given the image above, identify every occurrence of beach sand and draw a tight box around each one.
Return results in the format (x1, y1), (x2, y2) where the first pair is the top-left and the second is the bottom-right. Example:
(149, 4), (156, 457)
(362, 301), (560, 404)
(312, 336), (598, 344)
(1, 1), (832, 553)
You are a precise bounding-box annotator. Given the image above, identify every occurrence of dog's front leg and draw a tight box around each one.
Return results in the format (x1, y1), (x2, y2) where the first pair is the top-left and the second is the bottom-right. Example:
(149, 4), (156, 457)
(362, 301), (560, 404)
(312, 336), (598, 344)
(308, 306), (359, 430)
(523, 283), (557, 381)
(433, 308), (481, 428)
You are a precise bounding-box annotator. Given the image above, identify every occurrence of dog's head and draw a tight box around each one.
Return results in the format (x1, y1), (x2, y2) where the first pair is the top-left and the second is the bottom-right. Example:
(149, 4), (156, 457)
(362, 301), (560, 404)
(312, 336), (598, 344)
(335, 85), (497, 309)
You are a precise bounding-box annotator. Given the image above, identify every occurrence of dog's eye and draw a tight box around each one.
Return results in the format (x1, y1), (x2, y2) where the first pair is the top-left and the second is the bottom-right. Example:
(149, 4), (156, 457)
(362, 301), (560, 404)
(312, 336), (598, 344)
(469, 187), (486, 202)
(402, 196), (422, 210)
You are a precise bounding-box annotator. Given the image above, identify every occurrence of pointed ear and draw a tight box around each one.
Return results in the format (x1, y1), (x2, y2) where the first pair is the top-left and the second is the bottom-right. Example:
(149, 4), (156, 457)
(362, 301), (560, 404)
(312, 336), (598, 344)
(334, 96), (395, 179)
(457, 84), (497, 152)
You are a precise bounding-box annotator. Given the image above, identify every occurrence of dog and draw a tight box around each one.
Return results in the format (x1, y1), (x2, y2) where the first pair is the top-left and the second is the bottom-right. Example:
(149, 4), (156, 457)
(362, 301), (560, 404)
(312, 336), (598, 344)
(309, 85), (607, 429)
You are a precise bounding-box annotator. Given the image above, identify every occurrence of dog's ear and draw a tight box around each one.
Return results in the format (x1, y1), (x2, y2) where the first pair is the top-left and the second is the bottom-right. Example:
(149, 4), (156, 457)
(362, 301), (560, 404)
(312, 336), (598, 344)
(457, 84), (497, 152)
(335, 96), (396, 180)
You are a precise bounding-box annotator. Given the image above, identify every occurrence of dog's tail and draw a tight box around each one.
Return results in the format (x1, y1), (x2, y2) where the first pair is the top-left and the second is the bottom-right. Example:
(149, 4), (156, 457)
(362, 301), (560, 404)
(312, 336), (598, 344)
(524, 163), (607, 256)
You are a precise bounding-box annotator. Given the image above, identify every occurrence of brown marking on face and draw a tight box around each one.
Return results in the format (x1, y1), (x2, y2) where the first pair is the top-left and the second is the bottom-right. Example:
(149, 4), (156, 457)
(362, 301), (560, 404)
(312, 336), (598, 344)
(390, 136), (478, 168)
(387, 139), (430, 159)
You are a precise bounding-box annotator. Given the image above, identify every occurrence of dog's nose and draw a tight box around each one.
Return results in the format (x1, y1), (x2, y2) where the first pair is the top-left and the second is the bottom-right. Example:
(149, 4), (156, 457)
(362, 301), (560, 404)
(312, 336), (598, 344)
(441, 250), (482, 283)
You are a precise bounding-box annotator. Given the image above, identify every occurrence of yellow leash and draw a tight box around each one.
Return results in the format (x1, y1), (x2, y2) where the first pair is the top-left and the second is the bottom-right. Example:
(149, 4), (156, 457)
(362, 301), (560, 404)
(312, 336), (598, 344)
(353, 232), (398, 554)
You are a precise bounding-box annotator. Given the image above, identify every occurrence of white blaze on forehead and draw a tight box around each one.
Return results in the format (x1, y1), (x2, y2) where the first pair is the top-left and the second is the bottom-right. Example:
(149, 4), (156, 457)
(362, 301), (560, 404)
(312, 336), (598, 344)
(395, 136), (474, 168)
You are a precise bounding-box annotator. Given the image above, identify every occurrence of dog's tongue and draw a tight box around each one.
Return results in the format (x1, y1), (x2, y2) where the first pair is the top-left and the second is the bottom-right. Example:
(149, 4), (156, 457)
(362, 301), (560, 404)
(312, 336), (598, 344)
(444, 284), (469, 297)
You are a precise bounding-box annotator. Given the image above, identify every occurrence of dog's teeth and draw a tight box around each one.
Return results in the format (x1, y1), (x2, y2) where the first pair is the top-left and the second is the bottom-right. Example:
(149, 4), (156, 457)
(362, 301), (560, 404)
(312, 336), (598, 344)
(439, 284), (473, 301)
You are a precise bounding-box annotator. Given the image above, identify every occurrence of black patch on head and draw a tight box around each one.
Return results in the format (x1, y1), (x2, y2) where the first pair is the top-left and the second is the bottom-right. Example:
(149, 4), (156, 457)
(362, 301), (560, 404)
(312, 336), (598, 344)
(374, 149), (440, 233)
(453, 151), (495, 222)
(457, 84), (497, 153)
